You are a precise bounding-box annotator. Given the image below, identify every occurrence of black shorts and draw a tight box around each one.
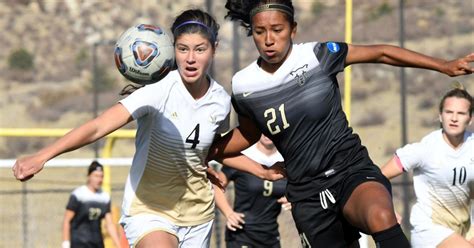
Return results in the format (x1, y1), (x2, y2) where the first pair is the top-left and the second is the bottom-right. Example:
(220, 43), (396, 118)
(226, 240), (281, 248)
(291, 164), (392, 247)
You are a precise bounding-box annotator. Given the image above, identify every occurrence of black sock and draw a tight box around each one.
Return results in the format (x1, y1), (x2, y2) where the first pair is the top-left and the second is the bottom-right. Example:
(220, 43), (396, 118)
(372, 224), (410, 248)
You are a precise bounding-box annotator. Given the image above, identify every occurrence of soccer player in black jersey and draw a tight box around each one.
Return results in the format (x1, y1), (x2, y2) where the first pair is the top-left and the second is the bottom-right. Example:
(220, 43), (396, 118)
(208, 1), (474, 247)
(215, 134), (292, 247)
(62, 161), (121, 248)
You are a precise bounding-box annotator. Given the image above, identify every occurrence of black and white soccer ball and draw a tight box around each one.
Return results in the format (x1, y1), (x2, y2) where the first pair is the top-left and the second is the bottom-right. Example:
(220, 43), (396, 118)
(114, 24), (175, 85)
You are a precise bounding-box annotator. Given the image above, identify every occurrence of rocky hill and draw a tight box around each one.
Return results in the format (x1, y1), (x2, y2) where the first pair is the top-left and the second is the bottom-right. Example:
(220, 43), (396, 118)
(0, 0), (473, 165)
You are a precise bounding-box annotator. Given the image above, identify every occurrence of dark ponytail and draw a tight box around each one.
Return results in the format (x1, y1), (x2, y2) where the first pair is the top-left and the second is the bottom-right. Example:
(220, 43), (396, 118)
(225, 0), (295, 36)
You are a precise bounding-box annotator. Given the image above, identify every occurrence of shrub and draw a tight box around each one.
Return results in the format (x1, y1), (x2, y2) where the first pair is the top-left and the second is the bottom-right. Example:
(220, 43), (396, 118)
(311, 1), (326, 16)
(8, 48), (34, 71)
(368, 1), (394, 21)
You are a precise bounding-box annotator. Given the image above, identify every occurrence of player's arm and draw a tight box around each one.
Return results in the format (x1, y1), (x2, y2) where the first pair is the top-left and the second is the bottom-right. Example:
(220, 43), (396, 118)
(104, 212), (121, 248)
(345, 44), (474, 77)
(213, 171), (245, 231)
(62, 209), (75, 248)
(221, 155), (285, 181)
(381, 155), (405, 180)
(13, 103), (133, 181)
(208, 115), (261, 162)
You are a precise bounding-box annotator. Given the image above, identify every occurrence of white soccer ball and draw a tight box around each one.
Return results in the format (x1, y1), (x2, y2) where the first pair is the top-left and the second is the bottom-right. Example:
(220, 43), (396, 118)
(114, 24), (175, 85)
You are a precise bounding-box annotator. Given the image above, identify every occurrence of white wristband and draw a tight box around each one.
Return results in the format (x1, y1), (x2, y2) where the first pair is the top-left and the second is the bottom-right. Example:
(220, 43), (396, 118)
(61, 240), (70, 248)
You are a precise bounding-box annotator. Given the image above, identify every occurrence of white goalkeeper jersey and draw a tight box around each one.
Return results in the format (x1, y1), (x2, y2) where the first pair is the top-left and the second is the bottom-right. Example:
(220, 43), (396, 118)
(395, 129), (474, 236)
(119, 70), (231, 226)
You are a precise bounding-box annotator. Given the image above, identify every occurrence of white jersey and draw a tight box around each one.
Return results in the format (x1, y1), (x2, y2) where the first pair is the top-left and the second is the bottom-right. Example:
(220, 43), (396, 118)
(395, 129), (474, 239)
(119, 70), (231, 226)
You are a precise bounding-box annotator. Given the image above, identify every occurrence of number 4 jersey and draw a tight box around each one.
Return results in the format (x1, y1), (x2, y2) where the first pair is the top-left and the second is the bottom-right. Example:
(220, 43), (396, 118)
(119, 70), (231, 226)
(395, 129), (474, 235)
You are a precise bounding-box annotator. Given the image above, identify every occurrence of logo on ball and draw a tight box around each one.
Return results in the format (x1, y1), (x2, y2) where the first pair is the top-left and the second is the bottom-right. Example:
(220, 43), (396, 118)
(114, 24), (175, 85)
(131, 40), (160, 68)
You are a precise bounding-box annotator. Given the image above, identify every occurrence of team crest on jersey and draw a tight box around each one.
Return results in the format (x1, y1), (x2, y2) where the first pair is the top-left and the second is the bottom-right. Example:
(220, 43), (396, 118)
(327, 42), (340, 53)
(209, 114), (217, 124)
(170, 112), (178, 119)
(290, 64), (308, 86)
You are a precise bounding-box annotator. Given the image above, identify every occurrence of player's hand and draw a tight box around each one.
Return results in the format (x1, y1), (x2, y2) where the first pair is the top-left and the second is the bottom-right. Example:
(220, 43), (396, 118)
(225, 211), (245, 231)
(277, 196), (291, 211)
(442, 53), (474, 76)
(469, 236), (474, 245)
(12, 155), (46, 181)
(262, 162), (286, 181)
(206, 166), (225, 191)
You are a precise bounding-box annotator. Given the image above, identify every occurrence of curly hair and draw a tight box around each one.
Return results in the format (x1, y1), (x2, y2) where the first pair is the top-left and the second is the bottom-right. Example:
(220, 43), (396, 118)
(225, 0), (295, 36)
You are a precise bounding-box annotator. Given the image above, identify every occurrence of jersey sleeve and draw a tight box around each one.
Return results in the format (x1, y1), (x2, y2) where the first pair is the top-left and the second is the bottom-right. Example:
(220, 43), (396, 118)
(105, 200), (111, 214)
(216, 111), (231, 134)
(231, 93), (252, 119)
(222, 166), (238, 181)
(119, 85), (159, 120)
(66, 194), (79, 211)
(119, 71), (176, 120)
(314, 42), (348, 77)
(395, 142), (426, 171)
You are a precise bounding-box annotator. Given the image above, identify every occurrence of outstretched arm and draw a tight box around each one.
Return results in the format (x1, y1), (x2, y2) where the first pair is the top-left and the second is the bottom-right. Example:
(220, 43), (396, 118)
(381, 156), (405, 180)
(12, 103), (133, 181)
(222, 156), (285, 181)
(346, 44), (474, 77)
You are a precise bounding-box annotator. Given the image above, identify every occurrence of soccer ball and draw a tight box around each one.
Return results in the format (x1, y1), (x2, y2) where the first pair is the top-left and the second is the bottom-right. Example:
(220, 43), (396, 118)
(114, 24), (175, 85)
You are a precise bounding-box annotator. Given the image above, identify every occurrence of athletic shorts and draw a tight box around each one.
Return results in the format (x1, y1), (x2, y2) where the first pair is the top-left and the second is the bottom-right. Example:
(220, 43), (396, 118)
(291, 164), (392, 248)
(411, 223), (455, 247)
(120, 214), (213, 248)
(226, 240), (280, 248)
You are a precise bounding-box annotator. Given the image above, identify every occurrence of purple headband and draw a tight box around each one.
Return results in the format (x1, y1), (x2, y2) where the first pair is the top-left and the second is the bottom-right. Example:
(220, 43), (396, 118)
(173, 20), (216, 42)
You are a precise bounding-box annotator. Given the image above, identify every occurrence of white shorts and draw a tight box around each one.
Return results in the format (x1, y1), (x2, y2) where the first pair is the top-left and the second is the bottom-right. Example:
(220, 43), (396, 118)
(410, 223), (455, 248)
(120, 214), (214, 248)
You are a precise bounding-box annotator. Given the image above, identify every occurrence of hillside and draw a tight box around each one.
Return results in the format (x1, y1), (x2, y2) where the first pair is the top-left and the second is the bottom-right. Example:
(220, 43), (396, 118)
(0, 0), (473, 165)
(0, 1), (472, 247)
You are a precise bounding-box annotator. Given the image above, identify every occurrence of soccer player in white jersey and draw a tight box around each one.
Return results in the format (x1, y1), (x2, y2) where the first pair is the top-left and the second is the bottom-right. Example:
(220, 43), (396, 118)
(207, 1), (474, 247)
(382, 83), (474, 248)
(12, 9), (280, 248)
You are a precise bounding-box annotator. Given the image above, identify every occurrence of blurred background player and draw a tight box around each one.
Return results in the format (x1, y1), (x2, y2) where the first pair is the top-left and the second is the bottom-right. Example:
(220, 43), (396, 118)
(382, 82), (474, 248)
(214, 134), (291, 248)
(62, 161), (121, 248)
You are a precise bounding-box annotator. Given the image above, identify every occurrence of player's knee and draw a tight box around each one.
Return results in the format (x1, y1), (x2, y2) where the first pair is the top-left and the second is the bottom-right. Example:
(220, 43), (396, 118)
(366, 205), (397, 233)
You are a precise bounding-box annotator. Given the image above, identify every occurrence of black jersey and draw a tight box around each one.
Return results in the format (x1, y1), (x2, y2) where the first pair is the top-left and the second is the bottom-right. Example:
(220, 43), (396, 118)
(66, 185), (111, 248)
(223, 167), (287, 246)
(232, 42), (373, 202)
